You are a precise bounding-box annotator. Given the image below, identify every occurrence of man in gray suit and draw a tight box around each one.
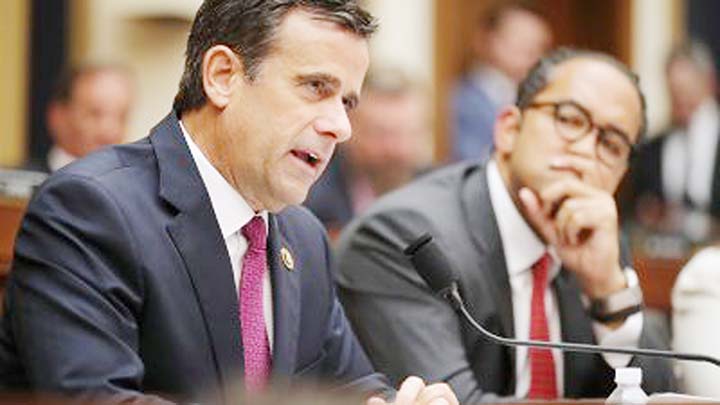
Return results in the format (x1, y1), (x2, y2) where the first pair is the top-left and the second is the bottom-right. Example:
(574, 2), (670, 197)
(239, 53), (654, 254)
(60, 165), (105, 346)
(335, 48), (676, 403)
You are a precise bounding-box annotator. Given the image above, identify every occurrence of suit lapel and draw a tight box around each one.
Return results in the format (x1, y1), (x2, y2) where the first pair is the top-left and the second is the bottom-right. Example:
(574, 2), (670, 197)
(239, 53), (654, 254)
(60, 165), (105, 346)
(462, 165), (515, 337)
(267, 214), (301, 378)
(460, 163), (516, 391)
(152, 113), (243, 388)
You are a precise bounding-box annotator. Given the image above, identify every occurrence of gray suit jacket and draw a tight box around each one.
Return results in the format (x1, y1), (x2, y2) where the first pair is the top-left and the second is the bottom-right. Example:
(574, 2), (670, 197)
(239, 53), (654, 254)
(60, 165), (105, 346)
(335, 161), (676, 404)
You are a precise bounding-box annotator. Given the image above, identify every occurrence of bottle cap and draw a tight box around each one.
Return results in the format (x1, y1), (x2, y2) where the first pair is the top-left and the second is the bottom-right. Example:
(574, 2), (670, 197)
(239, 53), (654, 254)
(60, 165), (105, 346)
(615, 367), (642, 385)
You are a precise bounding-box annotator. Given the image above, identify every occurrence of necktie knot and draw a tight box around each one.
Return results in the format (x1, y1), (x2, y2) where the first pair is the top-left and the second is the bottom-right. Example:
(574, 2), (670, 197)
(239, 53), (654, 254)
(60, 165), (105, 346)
(532, 252), (552, 286)
(242, 216), (267, 251)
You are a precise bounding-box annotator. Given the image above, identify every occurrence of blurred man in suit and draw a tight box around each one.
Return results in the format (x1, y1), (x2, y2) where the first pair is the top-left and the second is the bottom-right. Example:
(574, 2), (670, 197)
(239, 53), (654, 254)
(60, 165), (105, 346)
(44, 64), (134, 172)
(450, 2), (551, 162)
(336, 48), (676, 403)
(305, 70), (429, 239)
(0, 1), (456, 404)
(627, 41), (720, 220)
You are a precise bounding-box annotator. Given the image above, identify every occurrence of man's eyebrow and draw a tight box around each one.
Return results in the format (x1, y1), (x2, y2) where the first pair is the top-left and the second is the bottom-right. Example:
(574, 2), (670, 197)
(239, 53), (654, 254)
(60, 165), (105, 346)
(296, 72), (360, 110)
(296, 72), (340, 88)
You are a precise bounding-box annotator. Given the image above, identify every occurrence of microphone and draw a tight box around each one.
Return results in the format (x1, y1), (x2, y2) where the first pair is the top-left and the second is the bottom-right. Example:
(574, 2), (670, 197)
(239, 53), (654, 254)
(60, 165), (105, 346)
(403, 233), (720, 368)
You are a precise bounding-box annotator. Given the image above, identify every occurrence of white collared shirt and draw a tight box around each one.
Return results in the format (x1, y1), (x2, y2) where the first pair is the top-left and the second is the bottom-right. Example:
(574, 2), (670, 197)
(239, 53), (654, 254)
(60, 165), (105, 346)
(180, 121), (274, 351)
(486, 160), (642, 397)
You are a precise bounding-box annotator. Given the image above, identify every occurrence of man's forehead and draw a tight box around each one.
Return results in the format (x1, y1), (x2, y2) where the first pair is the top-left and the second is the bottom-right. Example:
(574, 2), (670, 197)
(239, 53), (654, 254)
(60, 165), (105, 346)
(537, 57), (643, 136)
(274, 10), (369, 84)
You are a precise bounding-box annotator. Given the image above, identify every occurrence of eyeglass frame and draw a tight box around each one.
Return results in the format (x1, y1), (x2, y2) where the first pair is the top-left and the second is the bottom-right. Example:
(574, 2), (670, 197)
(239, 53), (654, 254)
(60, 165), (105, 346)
(521, 99), (636, 168)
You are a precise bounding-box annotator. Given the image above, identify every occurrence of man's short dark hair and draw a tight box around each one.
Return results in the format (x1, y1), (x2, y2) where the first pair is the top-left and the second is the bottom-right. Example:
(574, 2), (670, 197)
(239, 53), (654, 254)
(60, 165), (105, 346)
(515, 47), (648, 141)
(173, 0), (377, 115)
(51, 63), (131, 104)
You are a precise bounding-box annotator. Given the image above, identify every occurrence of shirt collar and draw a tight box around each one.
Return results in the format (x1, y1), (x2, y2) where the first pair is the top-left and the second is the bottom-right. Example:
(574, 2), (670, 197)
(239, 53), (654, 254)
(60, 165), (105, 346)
(180, 120), (268, 239)
(486, 159), (560, 278)
(47, 146), (77, 172)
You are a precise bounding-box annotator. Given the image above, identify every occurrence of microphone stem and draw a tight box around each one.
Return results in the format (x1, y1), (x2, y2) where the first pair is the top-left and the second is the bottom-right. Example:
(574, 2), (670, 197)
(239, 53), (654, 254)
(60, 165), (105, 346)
(449, 288), (720, 368)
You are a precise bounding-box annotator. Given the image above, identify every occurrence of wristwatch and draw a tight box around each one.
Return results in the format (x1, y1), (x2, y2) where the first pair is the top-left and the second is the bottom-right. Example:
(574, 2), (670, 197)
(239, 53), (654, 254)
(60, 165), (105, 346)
(588, 272), (644, 323)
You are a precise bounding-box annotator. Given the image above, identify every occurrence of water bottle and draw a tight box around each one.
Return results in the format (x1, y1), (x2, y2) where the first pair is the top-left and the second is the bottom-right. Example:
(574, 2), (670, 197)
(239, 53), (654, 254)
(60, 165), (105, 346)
(606, 367), (649, 404)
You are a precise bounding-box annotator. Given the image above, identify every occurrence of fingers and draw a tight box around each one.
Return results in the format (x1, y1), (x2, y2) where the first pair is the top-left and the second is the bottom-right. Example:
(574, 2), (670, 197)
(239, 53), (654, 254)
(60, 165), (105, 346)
(549, 156), (601, 187)
(519, 187), (558, 246)
(521, 179), (617, 248)
(391, 378), (459, 405)
(537, 178), (600, 219)
(394, 376), (426, 405)
(367, 396), (389, 405)
(415, 383), (459, 405)
(555, 198), (593, 246)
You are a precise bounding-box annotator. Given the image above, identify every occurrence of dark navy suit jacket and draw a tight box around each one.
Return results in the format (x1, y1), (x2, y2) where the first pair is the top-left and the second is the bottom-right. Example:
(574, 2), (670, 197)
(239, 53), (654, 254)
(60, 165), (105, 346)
(0, 113), (386, 402)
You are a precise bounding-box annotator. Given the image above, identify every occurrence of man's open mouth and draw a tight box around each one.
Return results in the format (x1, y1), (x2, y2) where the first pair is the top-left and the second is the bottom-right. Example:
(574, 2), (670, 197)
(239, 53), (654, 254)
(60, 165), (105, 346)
(291, 150), (321, 168)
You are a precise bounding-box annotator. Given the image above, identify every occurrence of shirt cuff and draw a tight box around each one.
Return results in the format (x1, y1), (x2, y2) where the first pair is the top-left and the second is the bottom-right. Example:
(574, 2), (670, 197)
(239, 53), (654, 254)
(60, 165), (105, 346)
(591, 268), (644, 368)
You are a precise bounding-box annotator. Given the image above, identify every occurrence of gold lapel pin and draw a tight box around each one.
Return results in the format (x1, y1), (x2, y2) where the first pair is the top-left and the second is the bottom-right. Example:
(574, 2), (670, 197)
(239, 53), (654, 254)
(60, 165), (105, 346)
(280, 247), (294, 271)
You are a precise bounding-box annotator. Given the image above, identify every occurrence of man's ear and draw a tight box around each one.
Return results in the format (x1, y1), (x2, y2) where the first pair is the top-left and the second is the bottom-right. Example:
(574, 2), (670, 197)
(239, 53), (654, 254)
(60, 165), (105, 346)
(201, 45), (244, 109)
(493, 105), (522, 155)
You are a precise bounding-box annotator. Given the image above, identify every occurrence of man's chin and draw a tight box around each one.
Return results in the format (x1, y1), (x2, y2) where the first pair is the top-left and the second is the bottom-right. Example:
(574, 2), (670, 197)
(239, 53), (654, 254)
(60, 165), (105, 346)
(268, 186), (310, 212)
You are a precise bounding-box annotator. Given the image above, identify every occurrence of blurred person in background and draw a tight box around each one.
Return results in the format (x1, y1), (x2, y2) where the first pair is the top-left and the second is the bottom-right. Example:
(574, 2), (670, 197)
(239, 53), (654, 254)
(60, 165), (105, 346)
(672, 245), (720, 397)
(305, 69), (430, 239)
(450, 2), (551, 162)
(627, 41), (720, 222)
(42, 63), (134, 172)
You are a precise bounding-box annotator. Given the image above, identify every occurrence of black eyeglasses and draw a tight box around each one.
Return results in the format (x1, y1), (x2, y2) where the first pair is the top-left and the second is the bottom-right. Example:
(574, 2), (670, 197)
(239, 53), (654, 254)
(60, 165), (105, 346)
(523, 100), (635, 168)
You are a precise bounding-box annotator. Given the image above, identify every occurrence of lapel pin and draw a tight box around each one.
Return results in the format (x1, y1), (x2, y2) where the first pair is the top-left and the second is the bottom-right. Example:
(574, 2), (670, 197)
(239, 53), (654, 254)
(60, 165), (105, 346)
(280, 247), (294, 271)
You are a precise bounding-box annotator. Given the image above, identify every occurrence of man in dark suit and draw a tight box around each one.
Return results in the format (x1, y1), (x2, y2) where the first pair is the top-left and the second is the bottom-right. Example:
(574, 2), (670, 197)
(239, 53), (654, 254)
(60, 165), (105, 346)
(627, 41), (720, 220)
(0, 1), (456, 404)
(336, 48), (676, 403)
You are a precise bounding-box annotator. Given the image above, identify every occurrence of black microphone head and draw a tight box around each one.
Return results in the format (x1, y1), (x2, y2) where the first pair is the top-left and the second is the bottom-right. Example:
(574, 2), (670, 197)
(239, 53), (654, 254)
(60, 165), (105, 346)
(404, 233), (459, 295)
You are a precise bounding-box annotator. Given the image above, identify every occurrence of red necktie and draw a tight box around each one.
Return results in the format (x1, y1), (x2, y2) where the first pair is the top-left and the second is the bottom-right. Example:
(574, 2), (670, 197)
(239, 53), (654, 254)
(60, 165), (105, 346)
(528, 253), (558, 399)
(240, 216), (271, 392)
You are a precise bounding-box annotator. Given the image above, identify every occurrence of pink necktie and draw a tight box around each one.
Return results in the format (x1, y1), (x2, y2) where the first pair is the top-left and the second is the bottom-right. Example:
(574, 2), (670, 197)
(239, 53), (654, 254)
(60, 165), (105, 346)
(240, 216), (271, 392)
(528, 253), (558, 399)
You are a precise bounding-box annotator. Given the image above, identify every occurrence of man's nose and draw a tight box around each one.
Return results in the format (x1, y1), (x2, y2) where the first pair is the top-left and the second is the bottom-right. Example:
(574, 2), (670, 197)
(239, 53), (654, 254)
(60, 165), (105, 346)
(566, 126), (598, 159)
(314, 102), (352, 143)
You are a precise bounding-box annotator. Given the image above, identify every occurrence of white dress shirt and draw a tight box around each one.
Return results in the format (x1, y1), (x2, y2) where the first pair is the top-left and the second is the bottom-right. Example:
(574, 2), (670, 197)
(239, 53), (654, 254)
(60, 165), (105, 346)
(486, 160), (642, 397)
(180, 121), (274, 351)
(662, 99), (720, 209)
(47, 146), (77, 172)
